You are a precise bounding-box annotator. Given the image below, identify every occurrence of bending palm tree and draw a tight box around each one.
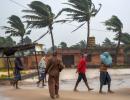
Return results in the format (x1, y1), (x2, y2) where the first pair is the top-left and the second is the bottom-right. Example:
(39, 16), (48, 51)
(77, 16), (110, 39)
(23, 1), (62, 53)
(114, 33), (130, 45)
(56, 0), (102, 48)
(104, 15), (123, 64)
(1, 15), (31, 45)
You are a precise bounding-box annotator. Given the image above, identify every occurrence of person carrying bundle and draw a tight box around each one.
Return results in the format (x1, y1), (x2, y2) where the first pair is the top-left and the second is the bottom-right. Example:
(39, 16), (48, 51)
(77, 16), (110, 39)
(99, 52), (114, 93)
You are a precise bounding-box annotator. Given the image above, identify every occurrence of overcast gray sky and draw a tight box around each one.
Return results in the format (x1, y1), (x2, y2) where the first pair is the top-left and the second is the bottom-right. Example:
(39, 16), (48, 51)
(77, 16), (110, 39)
(0, 0), (130, 48)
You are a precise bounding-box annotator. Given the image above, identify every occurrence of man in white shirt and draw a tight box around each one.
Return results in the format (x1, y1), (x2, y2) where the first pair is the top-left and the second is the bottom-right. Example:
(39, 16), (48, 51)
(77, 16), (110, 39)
(37, 56), (46, 87)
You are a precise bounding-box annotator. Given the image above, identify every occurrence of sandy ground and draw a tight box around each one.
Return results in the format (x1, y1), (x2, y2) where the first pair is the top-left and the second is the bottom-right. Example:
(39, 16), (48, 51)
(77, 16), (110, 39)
(0, 69), (130, 100)
(1, 87), (130, 100)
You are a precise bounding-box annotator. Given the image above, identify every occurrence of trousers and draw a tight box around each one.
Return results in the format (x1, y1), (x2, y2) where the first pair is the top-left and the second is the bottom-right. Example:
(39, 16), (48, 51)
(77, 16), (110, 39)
(48, 75), (59, 97)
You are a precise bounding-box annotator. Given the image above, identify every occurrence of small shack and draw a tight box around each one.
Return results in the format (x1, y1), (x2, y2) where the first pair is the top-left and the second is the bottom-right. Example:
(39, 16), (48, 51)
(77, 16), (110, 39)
(0, 43), (44, 79)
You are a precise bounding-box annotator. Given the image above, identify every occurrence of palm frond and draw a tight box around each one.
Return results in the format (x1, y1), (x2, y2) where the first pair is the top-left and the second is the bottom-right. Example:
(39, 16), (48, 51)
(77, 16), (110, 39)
(53, 19), (72, 24)
(22, 9), (46, 17)
(25, 20), (48, 28)
(28, 1), (53, 17)
(56, 8), (85, 20)
(26, 30), (31, 35)
(104, 15), (123, 32)
(1, 26), (15, 31)
(57, 0), (101, 25)
(23, 15), (44, 21)
(23, 1), (55, 29)
(91, 3), (102, 16)
(5, 30), (17, 34)
(66, 0), (89, 12)
(63, 2), (87, 12)
(8, 15), (25, 30)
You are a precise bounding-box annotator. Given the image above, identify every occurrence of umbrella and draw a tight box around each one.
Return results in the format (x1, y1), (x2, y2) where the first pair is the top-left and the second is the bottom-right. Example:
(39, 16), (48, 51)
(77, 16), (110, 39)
(100, 52), (112, 66)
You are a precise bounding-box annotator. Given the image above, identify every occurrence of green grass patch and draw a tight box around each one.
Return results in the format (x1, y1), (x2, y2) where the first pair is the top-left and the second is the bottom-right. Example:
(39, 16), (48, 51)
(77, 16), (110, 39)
(0, 67), (13, 72)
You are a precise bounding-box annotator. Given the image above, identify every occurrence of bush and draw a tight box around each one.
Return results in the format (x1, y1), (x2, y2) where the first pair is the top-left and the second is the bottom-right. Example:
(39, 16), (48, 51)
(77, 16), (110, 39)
(112, 64), (130, 68)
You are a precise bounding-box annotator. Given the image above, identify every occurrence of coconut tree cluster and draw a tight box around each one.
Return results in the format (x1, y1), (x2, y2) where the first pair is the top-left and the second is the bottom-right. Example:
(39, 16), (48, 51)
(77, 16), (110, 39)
(1, 0), (129, 64)
(1, 0), (102, 53)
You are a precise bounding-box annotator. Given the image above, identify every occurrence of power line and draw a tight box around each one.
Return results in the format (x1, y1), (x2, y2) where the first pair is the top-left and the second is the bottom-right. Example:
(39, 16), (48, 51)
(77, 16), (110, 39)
(65, 23), (109, 32)
(65, 23), (130, 33)
(9, 0), (28, 9)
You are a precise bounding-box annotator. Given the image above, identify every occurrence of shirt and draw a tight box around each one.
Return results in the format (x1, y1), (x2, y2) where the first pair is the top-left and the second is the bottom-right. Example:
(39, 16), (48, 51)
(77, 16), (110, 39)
(38, 58), (46, 74)
(46, 56), (64, 76)
(77, 58), (87, 73)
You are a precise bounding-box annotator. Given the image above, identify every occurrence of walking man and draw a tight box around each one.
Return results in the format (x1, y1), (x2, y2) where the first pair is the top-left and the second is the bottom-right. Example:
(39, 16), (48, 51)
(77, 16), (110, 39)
(13, 57), (23, 89)
(45, 52), (64, 99)
(74, 53), (93, 91)
(37, 56), (46, 87)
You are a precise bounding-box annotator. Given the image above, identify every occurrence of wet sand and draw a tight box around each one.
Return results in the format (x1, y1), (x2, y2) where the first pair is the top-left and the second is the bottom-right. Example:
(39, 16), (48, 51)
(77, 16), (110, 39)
(1, 87), (130, 100)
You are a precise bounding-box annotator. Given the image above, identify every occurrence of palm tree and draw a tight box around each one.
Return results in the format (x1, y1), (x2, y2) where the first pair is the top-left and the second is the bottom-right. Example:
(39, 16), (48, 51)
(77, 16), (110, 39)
(0, 36), (16, 47)
(104, 15), (123, 64)
(56, 0), (102, 48)
(78, 40), (87, 49)
(102, 38), (116, 47)
(69, 40), (86, 50)
(114, 33), (130, 45)
(22, 1), (62, 53)
(1, 15), (31, 45)
(59, 42), (68, 49)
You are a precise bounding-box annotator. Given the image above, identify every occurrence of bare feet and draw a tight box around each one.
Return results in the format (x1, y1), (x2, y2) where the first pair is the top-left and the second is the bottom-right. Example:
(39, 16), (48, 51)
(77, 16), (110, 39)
(43, 84), (46, 86)
(50, 96), (55, 99)
(73, 89), (79, 92)
(99, 91), (104, 94)
(36, 82), (40, 87)
(108, 90), (114, 93)
(41, 84), (46, 88)
(56, 95), (59, 98)
(16, 87), (20, 89)
(88, 88), (93, 91)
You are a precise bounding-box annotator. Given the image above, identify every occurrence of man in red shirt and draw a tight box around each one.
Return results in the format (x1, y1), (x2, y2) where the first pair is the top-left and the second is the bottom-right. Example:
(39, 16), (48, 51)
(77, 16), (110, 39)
(74, 53), (93, 91)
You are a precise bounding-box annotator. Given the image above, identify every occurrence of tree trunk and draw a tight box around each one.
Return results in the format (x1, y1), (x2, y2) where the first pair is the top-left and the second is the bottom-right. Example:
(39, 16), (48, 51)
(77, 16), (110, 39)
(49, 25), (55, 54)
(21, 36), (24, 56)
(115, 32), (122, 64)
(21, 36), (24, 45)
(86, 20), (90, 49)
